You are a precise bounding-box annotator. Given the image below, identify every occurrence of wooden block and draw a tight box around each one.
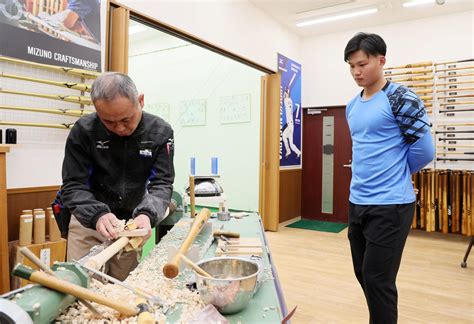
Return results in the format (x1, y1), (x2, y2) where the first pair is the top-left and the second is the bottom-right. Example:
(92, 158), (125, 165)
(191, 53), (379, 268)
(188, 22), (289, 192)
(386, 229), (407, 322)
(9, 239), (67, 289)
(118, 228), (148, 237)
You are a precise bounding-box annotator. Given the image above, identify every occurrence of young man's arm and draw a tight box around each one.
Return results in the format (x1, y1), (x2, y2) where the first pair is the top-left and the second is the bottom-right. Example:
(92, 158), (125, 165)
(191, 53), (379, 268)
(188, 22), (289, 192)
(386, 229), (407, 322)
(394, 90), (435, 173)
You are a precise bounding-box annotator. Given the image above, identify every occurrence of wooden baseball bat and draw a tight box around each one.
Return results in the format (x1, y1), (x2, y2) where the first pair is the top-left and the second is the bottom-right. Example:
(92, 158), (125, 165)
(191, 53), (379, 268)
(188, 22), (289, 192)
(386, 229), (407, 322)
(436, 66), (474, 73)
(437, 157), (474, 161)
(0, 88), (92, 105)
(442, 172), (448, 233)
(436, 80), (474, 87)
(426, 170), (432, 231)
(437, 72), (474, 79)
(384, 68), (432, 76)
(0, 120), (74, 129)
(437, 171), (443, 232)
(468, 172), (473, 236)
(83, 237), (130, 271)
(0, 56), (99, 79)
(163, 208), (211, 279)
(449, 171), (455, 233)
(461, 171), (467, 235)
(413, 173), (418, 228)
(435, 130), (474, 134)
(387, 75), (433, 82)
(439, 100), (474, 106)
(434, 170), (440, 231)
(419, 95), (433, 101)
(13, 264), (138, 316)
(438, 137), (474, 141)
(430, 170), (436, 232)
(415, 88), (433, 95)
(437, 123), (474, 127)
(384, 61), (433, 70)
(435, 58), (474, 66)
(437, 145), (474, 149)
(0, 73), (92, 92)
(426, 170), (431, 231)
(406, 82), (434, 88)
(454, 171), (461, 233)
(439, 108), (474, 113)
(436, 87), (474, 93)
(0, 104), (92, 117)
(438, 94), (474, 99)
(436, 152), (474, 155)
(419, 170), (425, 228)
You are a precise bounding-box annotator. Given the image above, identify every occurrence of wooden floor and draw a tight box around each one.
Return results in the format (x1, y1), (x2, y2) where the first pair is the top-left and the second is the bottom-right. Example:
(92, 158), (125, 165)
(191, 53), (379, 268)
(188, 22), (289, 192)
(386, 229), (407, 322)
(266, 226), (474, 323)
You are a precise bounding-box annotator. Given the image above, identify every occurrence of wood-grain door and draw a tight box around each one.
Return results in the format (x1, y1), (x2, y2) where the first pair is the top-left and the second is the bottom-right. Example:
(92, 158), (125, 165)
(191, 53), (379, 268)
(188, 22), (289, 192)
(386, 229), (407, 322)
(301, 106), (352, 223)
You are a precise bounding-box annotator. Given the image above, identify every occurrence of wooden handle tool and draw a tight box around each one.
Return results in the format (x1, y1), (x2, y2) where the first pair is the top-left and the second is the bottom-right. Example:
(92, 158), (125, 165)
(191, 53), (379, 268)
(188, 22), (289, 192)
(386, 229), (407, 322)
(19, 247), (101, 317)
(179, 254), (214, 278)
(13, 264), (138, 316)
(163, 208), (211, 279)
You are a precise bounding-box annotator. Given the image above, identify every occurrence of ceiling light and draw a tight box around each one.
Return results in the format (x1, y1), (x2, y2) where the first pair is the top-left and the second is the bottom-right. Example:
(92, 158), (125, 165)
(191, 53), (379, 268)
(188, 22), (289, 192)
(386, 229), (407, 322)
(129, 25), (147, 35)
(402, 0), (436, 7)
(296, 8), (378, 27)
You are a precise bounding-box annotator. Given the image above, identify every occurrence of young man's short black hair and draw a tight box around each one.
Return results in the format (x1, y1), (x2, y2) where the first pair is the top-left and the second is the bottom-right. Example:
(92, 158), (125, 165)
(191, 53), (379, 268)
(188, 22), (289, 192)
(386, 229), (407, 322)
(344, 32), (387, 62)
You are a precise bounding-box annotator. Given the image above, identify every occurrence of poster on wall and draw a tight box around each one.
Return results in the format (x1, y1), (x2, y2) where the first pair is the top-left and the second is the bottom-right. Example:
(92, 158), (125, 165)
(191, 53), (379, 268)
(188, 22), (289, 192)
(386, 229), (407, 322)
(278, 53), (302, 169)
(0, 0), (101, 71)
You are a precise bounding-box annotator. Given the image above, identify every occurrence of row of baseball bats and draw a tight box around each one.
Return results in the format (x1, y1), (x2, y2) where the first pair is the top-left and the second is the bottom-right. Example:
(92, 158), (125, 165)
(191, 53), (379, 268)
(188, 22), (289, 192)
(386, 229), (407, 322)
(413, 169), (473, 235)
(384, 58), (473, 115)
(0, 56), (97, 129)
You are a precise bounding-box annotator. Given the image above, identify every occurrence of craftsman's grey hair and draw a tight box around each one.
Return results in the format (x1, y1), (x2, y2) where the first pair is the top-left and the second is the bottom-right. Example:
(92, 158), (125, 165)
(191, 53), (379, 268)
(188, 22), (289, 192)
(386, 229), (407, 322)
(90, 72), (139, 105)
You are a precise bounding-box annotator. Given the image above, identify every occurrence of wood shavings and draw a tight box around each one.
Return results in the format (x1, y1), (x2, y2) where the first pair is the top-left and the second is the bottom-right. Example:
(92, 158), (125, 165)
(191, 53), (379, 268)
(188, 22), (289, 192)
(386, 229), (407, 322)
(58, 218), (211, 322)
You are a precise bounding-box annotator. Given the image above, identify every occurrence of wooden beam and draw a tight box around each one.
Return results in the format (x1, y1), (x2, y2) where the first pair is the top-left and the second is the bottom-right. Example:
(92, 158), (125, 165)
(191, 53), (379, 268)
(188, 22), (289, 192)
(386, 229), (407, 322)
(0, 145), (11, 293)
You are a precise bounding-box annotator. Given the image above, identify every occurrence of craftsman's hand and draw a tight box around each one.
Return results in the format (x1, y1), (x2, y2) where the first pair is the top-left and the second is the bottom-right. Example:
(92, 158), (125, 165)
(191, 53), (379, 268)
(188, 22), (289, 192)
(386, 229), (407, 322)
(96, 213), (119, 240)
(133, 214), (152, 247)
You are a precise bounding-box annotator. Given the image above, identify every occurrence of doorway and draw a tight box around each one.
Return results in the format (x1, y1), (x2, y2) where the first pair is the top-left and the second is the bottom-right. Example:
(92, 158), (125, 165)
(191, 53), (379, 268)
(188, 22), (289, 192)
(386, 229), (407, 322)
(301, 106), (352, 223)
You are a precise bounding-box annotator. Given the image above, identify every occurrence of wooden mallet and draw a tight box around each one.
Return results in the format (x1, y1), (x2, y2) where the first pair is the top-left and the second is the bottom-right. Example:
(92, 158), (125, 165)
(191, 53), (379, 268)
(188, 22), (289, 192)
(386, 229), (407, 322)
(163, 208), (211, 279)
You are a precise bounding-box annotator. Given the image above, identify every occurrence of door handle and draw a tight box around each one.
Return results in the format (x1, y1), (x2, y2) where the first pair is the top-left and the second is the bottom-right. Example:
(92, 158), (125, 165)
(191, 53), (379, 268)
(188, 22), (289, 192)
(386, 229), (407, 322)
(343, 164), (352, 168)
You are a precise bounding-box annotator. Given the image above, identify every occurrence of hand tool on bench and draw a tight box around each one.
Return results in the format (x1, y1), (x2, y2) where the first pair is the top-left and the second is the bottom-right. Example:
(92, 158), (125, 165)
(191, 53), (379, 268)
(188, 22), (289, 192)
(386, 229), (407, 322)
(74, 261), (164, 306)
(19, 247), (101, 317)
(12, 264), (139, 317)
(163, 208), (211, 279)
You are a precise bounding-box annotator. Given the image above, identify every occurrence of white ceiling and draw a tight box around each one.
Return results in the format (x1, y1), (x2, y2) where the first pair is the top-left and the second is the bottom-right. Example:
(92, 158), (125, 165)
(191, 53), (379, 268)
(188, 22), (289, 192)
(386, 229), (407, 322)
(249, 0), (474, 37)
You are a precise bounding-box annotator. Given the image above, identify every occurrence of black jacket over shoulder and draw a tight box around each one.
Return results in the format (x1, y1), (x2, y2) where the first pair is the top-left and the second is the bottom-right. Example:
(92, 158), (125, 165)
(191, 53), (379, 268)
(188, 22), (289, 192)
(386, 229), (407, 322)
(61, 111), (175, 230)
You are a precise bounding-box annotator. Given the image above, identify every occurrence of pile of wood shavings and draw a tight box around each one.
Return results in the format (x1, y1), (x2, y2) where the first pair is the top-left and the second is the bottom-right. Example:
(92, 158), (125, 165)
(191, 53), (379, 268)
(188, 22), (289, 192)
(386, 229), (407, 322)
(57, 218), (211, 323)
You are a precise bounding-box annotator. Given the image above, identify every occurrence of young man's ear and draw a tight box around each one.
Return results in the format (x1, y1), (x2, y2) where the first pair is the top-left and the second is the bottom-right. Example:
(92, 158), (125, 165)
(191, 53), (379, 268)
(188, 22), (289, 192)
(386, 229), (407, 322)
(379, 56), (386, 67)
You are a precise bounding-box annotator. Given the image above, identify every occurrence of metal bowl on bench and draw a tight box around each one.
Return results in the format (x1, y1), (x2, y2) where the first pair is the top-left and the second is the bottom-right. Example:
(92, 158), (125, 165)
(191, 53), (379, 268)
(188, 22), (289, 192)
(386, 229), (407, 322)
(195, 257), (260, 314)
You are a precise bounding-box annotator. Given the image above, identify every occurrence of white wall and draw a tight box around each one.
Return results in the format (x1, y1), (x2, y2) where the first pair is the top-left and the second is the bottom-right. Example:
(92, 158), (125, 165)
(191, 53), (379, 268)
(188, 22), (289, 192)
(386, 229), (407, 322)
(119, 0), (301, 71)
(129, 32), (263, 211)
(301, 11), (474, 107)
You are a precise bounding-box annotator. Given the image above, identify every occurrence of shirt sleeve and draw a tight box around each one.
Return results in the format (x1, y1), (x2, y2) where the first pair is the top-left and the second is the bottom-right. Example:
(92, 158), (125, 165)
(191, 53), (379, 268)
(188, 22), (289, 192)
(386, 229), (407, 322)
(391, 89), (434, 173)
(132, 129), (175, 227)
(61, 123), (110, 229)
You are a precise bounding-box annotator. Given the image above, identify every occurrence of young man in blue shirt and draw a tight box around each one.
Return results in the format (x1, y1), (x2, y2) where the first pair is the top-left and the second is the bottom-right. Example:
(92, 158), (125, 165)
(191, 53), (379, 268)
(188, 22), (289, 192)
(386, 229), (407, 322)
(344, 33), (434, 323)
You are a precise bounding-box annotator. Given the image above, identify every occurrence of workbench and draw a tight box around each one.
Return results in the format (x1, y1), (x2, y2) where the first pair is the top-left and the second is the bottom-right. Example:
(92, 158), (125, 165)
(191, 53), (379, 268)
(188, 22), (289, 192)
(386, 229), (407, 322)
(56, 211), (287, 322)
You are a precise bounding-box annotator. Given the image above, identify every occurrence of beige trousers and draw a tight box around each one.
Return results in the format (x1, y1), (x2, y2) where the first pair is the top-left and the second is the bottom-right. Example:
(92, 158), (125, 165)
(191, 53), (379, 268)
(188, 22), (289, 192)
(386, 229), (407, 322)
(67, 215), (139, 281)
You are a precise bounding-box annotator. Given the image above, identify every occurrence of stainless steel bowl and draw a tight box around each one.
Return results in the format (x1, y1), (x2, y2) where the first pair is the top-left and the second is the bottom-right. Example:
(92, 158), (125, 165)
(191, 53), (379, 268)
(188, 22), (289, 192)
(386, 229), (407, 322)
(195, 257), (260, 314)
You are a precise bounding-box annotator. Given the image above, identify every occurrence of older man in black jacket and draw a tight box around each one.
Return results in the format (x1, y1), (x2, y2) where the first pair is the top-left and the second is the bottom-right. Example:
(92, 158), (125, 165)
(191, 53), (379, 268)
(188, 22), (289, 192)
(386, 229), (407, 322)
(61, 72), (174, 280)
